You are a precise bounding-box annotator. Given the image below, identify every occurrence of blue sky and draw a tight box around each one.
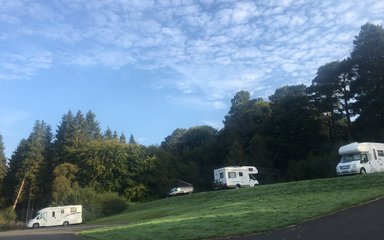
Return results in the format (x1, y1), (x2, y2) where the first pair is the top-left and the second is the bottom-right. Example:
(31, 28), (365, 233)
(0, 0), (383, 158)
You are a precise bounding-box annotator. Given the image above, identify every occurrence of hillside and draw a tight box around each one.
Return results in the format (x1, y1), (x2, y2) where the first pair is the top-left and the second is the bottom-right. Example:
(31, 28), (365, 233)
(81, 173), (384, 240)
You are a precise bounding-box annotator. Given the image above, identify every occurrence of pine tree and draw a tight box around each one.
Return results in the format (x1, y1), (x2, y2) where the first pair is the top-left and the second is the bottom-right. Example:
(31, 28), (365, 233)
(0, 133), (7, 189)
(129, 134), (137, 145)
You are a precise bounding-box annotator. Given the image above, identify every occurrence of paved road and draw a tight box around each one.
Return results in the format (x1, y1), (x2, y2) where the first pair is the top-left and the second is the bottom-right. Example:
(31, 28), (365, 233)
(0, 224), (105, 240)
(216, 197), (384, 240)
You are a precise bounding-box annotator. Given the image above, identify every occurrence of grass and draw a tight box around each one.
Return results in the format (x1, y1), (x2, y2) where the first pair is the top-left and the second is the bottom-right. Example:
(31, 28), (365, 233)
(81, 173), (384, 240)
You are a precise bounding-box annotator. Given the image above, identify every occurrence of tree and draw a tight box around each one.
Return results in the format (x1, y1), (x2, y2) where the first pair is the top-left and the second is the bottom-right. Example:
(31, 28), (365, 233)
(129, 134), (137, 145)
(2, 121), (52, 220)
(1, 139), (29, 207)
(51, 163), (79, 205)
(267, 85), (327, 177)
(120, 133), (127, 144)
(85, 111), (101, 140)
(0, 134), (7, 186)
(20, 121), (52, 220)
(351, 23), (384, 140)
(52, 111), (76, 165)
(103, 128), (113, 140)
(221, 91), (271, 168)
(308, 59), (355, 142)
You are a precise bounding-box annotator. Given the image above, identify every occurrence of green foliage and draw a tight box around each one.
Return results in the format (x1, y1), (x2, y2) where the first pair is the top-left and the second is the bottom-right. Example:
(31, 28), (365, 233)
(72, 188), (127, 222)
(100, 192), (127, 216)
(0, 207), (16, 224)
(351, 23), (384, 139)
(308, 59), (355, 142)
(0, 134), (7, 186)
(0, 207), (19, 231)
(51, 163), (79, 205)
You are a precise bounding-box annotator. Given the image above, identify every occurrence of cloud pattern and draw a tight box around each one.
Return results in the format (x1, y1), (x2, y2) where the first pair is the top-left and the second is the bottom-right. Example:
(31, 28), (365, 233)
(0, 0), (383, 107)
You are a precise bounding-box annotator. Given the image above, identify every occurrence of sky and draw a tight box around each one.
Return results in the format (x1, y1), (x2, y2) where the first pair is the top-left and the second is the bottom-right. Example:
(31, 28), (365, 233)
(0, 0), (383, 158)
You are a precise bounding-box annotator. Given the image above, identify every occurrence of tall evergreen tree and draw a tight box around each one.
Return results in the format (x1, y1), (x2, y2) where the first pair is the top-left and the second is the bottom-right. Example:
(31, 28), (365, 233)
(120, 133), (127, 144)
(1, 139), (29, 207)
(308, 59), (355, 142)
(351, 23), (384, 139)
(53, 111), (76, 165)
(268, 85), (327, 177)
(103, 127), (113, 140)
(0, 133), (7, 186)
(129, 134), (137, 145)
(20, 121), (52, 220)
(85, 111), (101, 140)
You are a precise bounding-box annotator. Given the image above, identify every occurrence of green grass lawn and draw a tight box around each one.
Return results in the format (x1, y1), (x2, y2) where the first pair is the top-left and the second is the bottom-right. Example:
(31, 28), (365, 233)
(81, 173), (384, 240)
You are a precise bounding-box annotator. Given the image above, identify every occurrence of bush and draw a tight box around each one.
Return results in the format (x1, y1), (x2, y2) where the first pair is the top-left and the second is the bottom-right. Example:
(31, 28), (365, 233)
(68, 188), (127, 222)
(100, 192), (127, 216)
(0, 207), (18, 230)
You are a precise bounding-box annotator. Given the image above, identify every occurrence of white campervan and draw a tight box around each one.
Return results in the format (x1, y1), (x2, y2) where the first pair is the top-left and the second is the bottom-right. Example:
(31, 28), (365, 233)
(27, 205), (82, 228)
(336, 142), (384, 175)
(213, 166), (259, 189)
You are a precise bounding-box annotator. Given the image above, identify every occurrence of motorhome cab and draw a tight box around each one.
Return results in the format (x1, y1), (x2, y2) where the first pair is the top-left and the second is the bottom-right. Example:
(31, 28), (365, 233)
(336, 142), (384, 175)
(27, 205), (82, 228)
(213, 166), (259, 189)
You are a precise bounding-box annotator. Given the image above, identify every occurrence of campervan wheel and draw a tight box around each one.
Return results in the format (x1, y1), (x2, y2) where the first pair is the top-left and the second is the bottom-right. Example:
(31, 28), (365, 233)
(63, 221), (69, 226)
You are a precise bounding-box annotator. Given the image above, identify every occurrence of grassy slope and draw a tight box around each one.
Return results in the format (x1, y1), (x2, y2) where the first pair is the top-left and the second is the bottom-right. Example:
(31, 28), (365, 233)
(81, 173), (384, 240)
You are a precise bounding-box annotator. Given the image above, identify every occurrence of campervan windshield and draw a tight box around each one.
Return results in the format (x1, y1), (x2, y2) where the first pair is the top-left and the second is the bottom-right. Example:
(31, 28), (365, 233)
(341, 154), (367, 163)
(249, 174), (257, 180)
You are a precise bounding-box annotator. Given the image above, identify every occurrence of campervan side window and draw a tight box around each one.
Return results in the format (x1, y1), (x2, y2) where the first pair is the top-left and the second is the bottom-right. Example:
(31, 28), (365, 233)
(219, 172), (224, 179)
(52, 211), (55, 218)
(61, 209), (64, 214)
(362, 154), (368, 163)
(228, 172), (236, 178)
(378, 150), (384, 157)
(70, 207), (77, 213)
(248, 168), (253, 171)
(239, 172), (243, 177)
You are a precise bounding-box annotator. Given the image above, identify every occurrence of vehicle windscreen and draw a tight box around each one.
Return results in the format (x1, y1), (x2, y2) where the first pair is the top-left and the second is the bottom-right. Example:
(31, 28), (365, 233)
(341, 154), (361, 163)
(249, 174), (257, 180)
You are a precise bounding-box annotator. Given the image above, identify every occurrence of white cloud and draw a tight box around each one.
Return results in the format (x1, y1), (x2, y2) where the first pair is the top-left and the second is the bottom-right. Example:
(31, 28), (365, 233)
(0, 51), (52, 80)
(1, 0), (383, 106)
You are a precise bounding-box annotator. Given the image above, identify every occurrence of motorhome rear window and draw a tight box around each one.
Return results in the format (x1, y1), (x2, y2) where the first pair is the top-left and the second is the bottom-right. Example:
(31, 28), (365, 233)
(228, 172), (236, 178)
(378, 150), (384, 157)
(70, 207), (77, 213)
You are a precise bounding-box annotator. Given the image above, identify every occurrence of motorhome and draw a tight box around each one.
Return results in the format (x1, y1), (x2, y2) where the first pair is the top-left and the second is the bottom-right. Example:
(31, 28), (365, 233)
(336, 142), (384, 175)
(27, 205), (82, 228)
(213, 166), (259, 189)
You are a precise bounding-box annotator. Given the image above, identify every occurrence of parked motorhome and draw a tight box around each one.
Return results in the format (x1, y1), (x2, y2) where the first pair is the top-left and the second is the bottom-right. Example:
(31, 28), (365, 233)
(27, 205), (82, 228)
(336, 142), (384, 175)
(213, 166), (259, 189)
(168, 180), (194, 196)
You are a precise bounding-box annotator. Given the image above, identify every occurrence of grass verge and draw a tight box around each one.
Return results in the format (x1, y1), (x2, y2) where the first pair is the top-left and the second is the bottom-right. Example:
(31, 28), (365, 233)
(81, 173), (384, 240)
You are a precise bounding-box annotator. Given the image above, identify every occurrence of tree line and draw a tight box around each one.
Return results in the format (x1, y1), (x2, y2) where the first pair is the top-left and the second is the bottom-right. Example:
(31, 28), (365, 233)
(0, 23), (383, 222)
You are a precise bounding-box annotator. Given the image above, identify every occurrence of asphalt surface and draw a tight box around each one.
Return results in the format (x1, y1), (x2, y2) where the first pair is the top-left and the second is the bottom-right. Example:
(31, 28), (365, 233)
(215, 197), (384, 240)
(0, 224), (104, 240)
(1, 198), (384, 240)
